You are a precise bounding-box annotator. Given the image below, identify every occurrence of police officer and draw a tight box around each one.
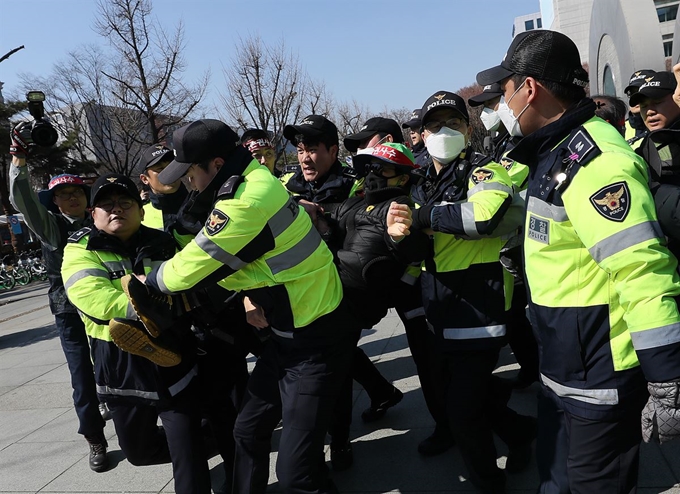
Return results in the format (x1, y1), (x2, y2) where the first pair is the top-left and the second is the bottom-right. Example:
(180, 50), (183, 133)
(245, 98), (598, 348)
(469, 83), (538, 390)
(476, 30), (680, 493)
(624, 69), (656, 148)
(401, 109), (431, 168)
(388, 91), (535, 493)
(8, 130), (109, 472)
(134, 142), (247, 494)
(61, 174), (210, 493)
(140, 119), (358, 494)
(136, 144), (188, 231)
(632, 71), (680, 260)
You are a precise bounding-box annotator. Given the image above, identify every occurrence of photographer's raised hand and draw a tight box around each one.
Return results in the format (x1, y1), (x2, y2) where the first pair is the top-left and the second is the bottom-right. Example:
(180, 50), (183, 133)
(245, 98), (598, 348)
(9, 121), (33, 162)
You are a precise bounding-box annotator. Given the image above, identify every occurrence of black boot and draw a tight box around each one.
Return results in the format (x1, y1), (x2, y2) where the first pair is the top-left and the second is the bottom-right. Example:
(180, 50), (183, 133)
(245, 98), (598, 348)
(85, 434), (109, 472)
(361, 387), (403, 423)
(418, 425), (455, 456)
(330, 441), (354, 471)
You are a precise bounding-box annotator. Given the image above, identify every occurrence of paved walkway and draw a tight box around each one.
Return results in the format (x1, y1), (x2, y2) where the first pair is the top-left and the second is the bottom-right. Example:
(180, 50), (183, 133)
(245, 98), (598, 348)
(1, 283), (680, 493)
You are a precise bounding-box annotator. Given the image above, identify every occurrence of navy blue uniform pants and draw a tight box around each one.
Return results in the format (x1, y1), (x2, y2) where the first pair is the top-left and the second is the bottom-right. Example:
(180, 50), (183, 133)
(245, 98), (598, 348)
(537, 388), (646, 494)
(196, 332), (249, 493)
(107, 382), (211, 494)
(54, 312), (105, 438)
(232, 312), (355, 494)
(441, 345), (529, 494)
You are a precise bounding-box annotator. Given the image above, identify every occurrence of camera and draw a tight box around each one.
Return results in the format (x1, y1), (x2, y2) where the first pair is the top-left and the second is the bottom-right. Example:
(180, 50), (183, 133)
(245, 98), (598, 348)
(26, 91), (58, 147)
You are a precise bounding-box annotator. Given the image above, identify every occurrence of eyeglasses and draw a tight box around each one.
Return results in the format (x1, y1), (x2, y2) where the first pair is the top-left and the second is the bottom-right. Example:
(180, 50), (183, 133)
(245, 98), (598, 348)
(54, 189), (85, 200)
(423, 117), (464, 134)
(95, 197), (136, 212)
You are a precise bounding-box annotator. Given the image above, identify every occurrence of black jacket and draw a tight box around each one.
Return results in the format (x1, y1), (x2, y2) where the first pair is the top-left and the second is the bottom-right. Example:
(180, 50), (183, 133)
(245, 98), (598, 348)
(329, 185), (428, 326)
(285, 160), (356, 208)
(636, 117), (680, 260)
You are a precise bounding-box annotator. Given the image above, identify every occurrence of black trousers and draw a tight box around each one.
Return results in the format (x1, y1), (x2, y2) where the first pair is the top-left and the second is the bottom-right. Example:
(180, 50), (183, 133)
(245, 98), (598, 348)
(330, 281), (449, 445)
(232, 308), (356, 494)
(537, 388), (647, 494)
(54, 312), (105, 438)
(329, 305), (449, 445)
(108, 382), (211, 494)
(196, 333), (249, 492)
(441, 344), (528, 494)
(506, 282), (539, 380)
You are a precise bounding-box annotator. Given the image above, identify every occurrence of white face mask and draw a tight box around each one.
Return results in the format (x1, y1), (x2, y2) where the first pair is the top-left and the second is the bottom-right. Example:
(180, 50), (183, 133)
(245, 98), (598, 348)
(480, 107), (501, 132)
(497, 79), (530, 137)
(425, 126), (466, 165)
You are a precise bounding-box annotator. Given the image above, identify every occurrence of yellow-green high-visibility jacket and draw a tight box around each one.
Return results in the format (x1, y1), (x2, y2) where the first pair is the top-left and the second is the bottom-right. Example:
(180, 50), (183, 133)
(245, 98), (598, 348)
(141, 189), (194, 248)
(409, 151), (521, 346)
(146, 161), (343, 332)
(510, 107), (680, 420)
(142, 202), (163, 230)
(62, 226), (197, 402)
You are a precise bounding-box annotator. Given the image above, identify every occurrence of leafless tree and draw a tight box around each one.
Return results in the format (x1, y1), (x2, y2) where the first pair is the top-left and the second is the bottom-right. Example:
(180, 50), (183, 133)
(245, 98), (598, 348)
(220, 34), (320, 152)
(455, 83), (486, 153)
(94, 0), (208, 142)
(21, 0), (208, 176)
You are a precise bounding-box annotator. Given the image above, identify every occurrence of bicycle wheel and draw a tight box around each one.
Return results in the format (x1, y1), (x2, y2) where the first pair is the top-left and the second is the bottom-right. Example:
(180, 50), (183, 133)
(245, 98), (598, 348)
(0, 271), (16, 291)
(13, 267), (31, 286)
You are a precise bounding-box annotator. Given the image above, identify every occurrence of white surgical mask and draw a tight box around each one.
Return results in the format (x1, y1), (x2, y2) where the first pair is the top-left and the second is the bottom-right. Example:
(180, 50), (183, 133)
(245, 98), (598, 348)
(497, 79), (530, 137)
(425, 127), (466, 165)
(480, 107), (501, 132)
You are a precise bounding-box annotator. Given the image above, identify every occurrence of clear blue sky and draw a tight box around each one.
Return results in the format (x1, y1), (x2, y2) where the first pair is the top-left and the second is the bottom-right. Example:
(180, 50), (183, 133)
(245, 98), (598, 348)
(0, 0), (540, 116)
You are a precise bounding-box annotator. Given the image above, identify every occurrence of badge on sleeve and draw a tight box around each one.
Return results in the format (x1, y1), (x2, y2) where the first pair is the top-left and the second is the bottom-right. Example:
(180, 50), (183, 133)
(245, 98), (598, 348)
(205, 209), (230, 235)
(471, 168), (494, 184)
(500, 157), (515, 171)
(589, 182), (630, 222)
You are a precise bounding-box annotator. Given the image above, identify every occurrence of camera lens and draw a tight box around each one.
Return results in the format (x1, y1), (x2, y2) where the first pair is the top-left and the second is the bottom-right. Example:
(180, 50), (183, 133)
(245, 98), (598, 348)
(31, 120), (58, 147)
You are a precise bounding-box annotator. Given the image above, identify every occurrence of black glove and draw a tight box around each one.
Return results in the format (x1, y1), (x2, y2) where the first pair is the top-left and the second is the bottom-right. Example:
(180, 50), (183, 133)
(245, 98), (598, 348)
(9, 121), (34, 159)
(641, 381), (680, 443)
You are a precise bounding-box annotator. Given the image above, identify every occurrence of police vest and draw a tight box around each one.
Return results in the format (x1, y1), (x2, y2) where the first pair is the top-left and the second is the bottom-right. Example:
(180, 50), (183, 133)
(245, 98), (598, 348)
(148, 161), (344, 332)
(62, 227), (196, 403)
(522, 117), (680, 419)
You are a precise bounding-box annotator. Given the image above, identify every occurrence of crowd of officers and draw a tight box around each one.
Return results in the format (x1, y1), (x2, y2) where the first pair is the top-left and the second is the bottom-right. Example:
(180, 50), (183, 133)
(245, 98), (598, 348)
(8, 29), (680, 494)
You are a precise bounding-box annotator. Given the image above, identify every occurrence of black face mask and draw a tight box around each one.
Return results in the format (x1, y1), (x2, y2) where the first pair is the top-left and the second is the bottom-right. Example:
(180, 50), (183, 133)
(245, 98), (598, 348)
(364, 172), (389, 192)
(629, 111), (646, 131)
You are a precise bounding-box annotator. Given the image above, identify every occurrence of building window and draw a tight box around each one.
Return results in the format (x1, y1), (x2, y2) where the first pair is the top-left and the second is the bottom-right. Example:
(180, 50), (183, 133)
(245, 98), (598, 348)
(537, 17), (542, 28)
(665, 40), (673, 57)
(603, 65), (616, 97)
(657, 4), (678, 22)
(525, 19), (534, 31)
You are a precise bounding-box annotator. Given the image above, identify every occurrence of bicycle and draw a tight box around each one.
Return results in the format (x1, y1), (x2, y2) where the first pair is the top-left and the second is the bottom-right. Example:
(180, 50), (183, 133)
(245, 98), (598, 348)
(0, 255), (17, 291)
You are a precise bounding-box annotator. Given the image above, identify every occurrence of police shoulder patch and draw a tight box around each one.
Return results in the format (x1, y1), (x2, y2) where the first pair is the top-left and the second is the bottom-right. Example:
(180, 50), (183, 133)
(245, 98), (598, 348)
(567, 129), (596, 163)
(205, 209), (230, 235)
(589, 182), (630, 222)
(67, 227), (91, 243)
(500, 157), (515, 171)
(216, 175), (245, 200)
(471, 168), (494, 185)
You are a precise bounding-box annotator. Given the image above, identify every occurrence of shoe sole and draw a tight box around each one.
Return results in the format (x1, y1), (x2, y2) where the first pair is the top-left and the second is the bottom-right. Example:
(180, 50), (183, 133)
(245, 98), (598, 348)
(110, 319), (181, 367)
(120, 275), (163, 338)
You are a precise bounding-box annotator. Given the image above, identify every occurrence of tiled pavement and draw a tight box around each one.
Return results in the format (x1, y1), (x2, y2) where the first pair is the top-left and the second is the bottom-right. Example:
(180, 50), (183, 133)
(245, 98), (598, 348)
(1, 283), (679, 493)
